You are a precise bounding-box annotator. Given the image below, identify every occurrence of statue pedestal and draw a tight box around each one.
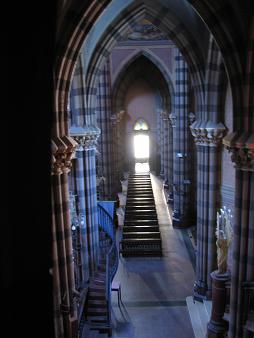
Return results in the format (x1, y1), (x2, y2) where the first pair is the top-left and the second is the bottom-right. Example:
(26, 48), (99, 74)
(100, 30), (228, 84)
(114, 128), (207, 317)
(207, 271), (230, 337)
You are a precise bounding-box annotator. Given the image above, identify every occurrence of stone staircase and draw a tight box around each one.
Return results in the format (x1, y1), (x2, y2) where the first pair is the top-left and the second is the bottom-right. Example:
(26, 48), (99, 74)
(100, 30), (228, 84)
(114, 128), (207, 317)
(186, 296), (212, 338)
(120, 173), (162, 257)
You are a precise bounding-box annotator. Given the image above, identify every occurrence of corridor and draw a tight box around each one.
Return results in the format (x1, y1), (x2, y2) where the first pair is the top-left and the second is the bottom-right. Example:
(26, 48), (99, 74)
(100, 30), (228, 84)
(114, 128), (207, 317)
(111, 174), (196, 338)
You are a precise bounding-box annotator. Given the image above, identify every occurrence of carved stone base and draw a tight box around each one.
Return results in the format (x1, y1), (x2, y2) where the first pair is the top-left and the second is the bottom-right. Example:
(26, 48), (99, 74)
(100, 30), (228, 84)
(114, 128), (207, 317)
(207, 271), (230, 338)
(193, 280), (208, 301)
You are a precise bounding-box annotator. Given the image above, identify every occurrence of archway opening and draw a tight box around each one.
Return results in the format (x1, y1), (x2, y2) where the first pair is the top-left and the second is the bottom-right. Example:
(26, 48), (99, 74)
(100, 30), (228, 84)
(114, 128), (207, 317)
(133, 118), (150, 173)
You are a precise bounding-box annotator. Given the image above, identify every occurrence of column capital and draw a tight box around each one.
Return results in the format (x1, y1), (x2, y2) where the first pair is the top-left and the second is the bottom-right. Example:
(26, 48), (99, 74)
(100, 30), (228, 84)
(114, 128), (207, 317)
(70, 125), (100, 151)
(160, 111), (169, 121)
(111, 111), (124, 125)
(190, 120), (226, 146)
(51, 135), (77, 175)
(223, 131), (254, 171)
(169, 113), (177, 127)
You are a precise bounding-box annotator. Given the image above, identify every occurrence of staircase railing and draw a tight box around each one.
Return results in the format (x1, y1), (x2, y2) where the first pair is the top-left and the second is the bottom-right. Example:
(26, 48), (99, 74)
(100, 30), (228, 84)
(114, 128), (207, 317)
(97, 203), (119, 331)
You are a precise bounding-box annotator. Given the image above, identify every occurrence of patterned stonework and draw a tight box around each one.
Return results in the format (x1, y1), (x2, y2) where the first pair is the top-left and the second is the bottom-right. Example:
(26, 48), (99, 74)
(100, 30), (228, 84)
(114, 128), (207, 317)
(190, 120), (226, 146)
(51, 135), (77, 175)
(223, 131), (254, 171)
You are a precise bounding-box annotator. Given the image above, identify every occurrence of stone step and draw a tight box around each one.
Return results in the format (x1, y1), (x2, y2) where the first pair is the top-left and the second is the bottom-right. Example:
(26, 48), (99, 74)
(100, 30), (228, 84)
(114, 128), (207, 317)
(125, 217), (158, 222)
(127, 190), (153, 194)
(89, 284), (106, 292)
(125, 206), (156, 210)
(123, 225), (160, 232)
(89, 292), (105, 300)
(88, 300), (107, 307)
(129, 178), (151, 181)
(125, 209), (157, 214)
(123, 231), (161, 239)
(88, 316), (108, 324)
(127, 191), (154, 195)
(87, 308), (108, 316)
(124, 219), (159, 225)
(121, 238), (162, 244)
(126, 201), (155, 206)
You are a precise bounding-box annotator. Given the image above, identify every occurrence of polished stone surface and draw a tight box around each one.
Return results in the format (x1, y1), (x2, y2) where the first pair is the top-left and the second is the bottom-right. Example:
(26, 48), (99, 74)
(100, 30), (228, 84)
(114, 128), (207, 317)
(112, 174), (195, 337)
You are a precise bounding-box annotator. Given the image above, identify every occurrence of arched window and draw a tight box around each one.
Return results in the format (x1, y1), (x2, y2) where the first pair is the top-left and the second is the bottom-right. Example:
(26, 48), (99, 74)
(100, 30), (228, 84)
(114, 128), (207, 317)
(133, 118), (149, 131)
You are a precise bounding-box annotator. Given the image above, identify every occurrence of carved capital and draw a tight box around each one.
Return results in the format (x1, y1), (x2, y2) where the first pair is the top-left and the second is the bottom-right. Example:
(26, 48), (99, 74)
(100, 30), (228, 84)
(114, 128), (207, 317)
(190, 120), (226, 146)
(169, 113), (177, 127)
(73, 134), (99, 151)
(111, 111), (125, 126)
(188, 112), (196, 125)
(160, 111), (169, 121)
(69, 125), (100, 151)
(223, 131), (254, 171)
(51, 135), (77, 175)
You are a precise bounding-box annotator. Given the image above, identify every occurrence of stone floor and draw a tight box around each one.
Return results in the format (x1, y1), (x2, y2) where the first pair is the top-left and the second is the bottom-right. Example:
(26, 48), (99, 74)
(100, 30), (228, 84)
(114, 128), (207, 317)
(111, 174), (196, 338)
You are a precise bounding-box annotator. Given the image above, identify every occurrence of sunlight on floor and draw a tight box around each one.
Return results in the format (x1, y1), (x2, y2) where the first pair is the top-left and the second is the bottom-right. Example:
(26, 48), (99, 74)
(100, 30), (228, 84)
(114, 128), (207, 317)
(135, 162), (150, 173)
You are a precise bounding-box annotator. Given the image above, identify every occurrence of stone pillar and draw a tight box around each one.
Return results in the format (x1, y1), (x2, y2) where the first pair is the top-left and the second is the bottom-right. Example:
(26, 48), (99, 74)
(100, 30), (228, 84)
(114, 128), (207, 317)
(71, 136), (91, 282)
(190, 121), (226, 300)
(223, 131), (254, 337)
(51, 135), (78, 338)
(160, 111), (165, 178)
(96, 59), (113, 199)
(207, 271), (230, 337)
(70, 129), (100, 275)
(161, 111), (170, 184)
(171, 52), (191, 228)
(169, 112), (176, 205)
(111, 111), (124, 193)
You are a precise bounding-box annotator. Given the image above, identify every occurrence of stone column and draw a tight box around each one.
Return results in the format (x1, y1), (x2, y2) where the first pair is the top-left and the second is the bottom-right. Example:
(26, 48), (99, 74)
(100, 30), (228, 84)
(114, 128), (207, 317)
(171, 52), (191, 228)
(96, 59), (113, 199)
(160, 111), (165, 178)
(223, 131), (254, 337)
(71, 136), (91, 283)
(111, 111), (124, 193)
(51, 135), (78, 338)
(169, 112), (176, 205)
(70, 128), (100, 275)
(161, 112), (170, 184)
(190, 121), (226, 300)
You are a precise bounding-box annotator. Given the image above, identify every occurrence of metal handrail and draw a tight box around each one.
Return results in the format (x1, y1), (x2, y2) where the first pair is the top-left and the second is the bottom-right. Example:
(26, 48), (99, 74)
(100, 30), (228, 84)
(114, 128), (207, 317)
(97, 203), (119, 329)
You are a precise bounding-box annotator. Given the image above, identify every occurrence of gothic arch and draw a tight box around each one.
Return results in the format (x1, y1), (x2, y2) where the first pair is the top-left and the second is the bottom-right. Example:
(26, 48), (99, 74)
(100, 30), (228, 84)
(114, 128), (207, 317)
(111, 50), (174, 116)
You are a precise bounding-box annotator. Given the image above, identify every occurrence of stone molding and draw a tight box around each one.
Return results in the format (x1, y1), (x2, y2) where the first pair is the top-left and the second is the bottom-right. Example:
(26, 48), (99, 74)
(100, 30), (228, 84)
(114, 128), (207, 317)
(190, 120), (226, 146)
(111, 111), (125, 125)
(160, 111), (169, 121)
(188, 112), (196, 125)
(169, 113), (177, 127)
(51, 135), (77, 175)
(223, 131), (254, 171)
(69, 125), (100, 151)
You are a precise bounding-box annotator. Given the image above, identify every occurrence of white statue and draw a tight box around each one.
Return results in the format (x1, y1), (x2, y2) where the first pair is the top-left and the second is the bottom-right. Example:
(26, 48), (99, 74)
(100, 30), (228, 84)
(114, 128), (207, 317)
(215, 207), (233, 274)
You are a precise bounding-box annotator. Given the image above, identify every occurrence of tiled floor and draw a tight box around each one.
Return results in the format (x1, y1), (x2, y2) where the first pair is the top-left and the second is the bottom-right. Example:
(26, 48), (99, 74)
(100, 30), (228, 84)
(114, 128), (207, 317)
(111, 174), (195, 338)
